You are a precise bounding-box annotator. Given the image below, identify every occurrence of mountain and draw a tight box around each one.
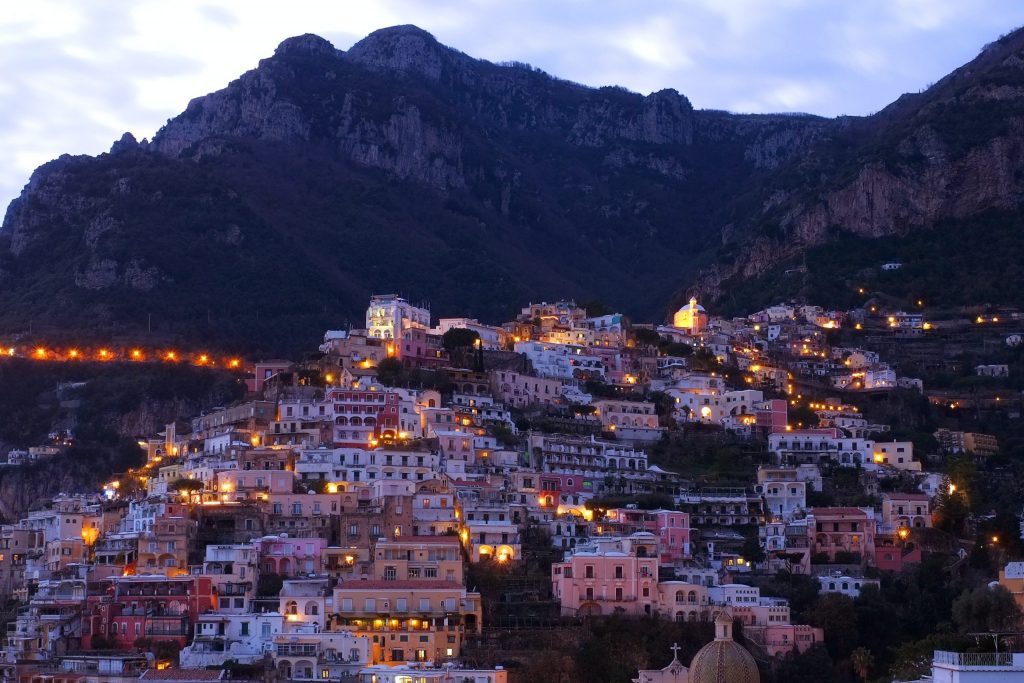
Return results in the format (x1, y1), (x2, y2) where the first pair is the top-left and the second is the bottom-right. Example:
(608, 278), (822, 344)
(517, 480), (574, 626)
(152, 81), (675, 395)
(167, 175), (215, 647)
(2, 25), (1024, 353)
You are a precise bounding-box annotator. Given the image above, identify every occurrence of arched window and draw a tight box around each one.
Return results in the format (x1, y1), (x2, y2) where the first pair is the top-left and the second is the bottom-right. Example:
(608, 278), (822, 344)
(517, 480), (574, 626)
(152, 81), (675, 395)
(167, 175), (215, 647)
(286, 600), (298, 615)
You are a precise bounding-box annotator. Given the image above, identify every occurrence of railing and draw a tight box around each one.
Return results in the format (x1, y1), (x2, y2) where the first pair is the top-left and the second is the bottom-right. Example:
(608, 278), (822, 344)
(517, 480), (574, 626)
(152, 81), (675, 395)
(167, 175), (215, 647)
(934, 651), (1013, 667)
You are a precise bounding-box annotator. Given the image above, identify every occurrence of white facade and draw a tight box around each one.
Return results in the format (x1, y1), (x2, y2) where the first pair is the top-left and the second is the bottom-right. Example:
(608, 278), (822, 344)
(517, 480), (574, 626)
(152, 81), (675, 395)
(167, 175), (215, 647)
(366, 295), (430, 340)
(180, 613), (284, 667)
(817, 574), (879, 598)
(514, 341), (605, 380)
(669, 389), (763, 424)
(920, 651), (1024, 683)
(435, 318), (507, 349)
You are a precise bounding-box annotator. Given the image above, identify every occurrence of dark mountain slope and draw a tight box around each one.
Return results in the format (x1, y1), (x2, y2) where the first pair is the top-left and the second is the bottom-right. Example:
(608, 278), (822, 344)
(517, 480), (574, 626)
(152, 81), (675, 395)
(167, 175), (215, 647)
(698, 28), (1024, 301)
(3, 25), (1023, 352)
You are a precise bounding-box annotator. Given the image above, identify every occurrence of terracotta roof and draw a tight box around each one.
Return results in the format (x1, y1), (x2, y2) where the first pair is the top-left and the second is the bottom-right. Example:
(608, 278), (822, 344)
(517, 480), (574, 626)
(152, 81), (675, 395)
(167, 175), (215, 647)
(141, 669), (225, 681)
(338, 580), (463, 591)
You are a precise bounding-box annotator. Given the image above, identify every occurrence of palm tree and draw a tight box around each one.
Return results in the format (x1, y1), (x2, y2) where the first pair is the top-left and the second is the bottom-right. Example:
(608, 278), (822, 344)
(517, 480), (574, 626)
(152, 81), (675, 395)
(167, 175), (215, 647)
(850, 647), (874, 682)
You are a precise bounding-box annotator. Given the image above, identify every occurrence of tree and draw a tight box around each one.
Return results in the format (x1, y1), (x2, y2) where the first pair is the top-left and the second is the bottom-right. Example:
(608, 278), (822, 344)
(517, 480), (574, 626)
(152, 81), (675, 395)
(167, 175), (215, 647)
(787, 404), (820, 429)
(375, 357), (404, 386)
(442, 327), (480, 350)
(660, 342), (693, 357)
(771, 645), (836, 683)
(258, 572), (284, 597)
(634, 328), (662, 347)
(808, 593), (859, 660)
(850, 647), (874, 682)
(168, 478), (204, 504)
(952, 584), (1021, 634)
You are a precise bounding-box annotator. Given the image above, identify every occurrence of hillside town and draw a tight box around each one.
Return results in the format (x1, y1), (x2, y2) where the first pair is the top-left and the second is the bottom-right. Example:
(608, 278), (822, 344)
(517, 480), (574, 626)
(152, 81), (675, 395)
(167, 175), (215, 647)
(1, 292), (1024, 683)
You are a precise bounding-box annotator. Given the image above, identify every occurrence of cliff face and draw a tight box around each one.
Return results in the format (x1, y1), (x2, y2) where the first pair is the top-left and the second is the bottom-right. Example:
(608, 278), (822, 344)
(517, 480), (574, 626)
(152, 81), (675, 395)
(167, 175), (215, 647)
(697, 31), (1024, 300)
(2, 25), (1024, 347)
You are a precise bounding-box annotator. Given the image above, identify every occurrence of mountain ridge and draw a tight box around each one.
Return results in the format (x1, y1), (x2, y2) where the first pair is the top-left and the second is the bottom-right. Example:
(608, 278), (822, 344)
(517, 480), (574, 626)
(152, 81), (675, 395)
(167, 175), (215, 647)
(2, 25), (1024, 353)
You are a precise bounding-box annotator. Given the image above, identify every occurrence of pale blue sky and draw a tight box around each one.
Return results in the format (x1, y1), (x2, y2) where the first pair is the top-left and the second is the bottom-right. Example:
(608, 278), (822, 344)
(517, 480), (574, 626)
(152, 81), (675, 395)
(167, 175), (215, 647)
(1, 0), (1023, 212)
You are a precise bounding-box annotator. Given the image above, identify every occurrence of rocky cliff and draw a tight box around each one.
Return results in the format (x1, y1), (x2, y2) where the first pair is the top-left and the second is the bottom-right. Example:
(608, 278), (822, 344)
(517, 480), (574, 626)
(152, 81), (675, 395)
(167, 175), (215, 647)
(2, 25), (1023, 349)
(697, 30), (1024, 300)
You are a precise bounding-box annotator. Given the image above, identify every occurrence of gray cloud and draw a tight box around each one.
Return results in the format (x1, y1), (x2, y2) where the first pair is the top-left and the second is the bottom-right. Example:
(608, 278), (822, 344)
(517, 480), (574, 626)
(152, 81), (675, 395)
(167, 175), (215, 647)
(1, 0), (1023, 212)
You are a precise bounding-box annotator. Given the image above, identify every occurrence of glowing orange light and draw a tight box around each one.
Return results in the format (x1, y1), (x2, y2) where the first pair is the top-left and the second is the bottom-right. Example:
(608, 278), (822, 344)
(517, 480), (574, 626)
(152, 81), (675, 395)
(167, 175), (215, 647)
(68, 349), (79, 359)
(229, 358), (241, 369)
(34, 347), (46, 359)
(131, 349), (142, 360)
(198, 354), (208, 364)
(165, 351), (177, 361)
(99, 348), (110, 359)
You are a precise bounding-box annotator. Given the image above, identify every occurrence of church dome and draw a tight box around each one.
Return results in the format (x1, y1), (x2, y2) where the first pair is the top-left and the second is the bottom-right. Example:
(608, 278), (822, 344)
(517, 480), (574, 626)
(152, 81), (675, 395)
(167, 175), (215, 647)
(689, 613), (759, 683)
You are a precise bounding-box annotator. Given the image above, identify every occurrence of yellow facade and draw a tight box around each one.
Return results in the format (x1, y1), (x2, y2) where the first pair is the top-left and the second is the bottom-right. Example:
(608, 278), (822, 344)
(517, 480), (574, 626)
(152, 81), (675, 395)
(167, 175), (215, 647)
(672, 297), (707, 333)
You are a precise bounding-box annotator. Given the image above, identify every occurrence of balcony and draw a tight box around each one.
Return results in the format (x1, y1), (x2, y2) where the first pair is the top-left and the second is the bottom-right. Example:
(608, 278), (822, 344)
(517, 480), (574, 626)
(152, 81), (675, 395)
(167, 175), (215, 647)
(933, 651), (1024, 669)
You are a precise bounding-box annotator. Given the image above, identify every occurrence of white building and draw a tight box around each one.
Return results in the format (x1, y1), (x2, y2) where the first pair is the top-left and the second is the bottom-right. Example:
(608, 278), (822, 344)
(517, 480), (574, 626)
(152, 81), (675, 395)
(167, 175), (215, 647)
(366, 294), (430, 340)
(435, 318), (507, 349)
(181, 612), (284, 667)
(514, 341), (605, 380)
(817, 573), (879, 598)
(896, 651), (1024, 683)
(669, 389), (763, 425)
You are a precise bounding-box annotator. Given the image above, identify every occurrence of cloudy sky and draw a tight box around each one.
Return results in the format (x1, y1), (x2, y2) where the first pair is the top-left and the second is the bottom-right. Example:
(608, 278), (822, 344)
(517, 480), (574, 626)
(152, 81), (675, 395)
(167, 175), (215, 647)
(2, 0), (1023, 212)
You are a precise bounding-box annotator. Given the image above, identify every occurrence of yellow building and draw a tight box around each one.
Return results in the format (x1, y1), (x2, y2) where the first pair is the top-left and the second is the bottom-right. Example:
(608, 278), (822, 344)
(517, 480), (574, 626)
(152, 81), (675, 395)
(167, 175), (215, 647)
(373, 537), (463, 584)
(331, 581), (481, 664)
(672, 297), (707, 334)
(999, 562), (1024, 616)
(135, 516), (189, 576)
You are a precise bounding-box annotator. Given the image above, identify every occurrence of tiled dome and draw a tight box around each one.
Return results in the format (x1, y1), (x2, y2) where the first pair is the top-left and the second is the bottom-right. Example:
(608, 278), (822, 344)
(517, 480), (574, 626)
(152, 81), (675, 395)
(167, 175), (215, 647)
(689, 613), (760, 683)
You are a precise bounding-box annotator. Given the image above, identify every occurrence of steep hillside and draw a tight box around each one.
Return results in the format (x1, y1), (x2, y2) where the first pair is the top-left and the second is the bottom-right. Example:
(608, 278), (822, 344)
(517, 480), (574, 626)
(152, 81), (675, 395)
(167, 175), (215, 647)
(3, 25), (1024, 353)
(698, 28), (1024, 301)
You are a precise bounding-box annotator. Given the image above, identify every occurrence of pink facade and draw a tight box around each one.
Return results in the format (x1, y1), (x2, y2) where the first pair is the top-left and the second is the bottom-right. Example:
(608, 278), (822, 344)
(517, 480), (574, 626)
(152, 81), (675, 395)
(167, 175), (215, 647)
(756, 624), (826, 657)
(874, 534), (922, 572)
(756, 399), (788, 434)
(540, 473), (597, 498)
(83, 576), (214, 650)
(551, 534), (660, 617)
(489, 370), (564, 408)
(259, 536), (327, 576)
(248, 360), (293, 393)
(396, 328), (448, 368)
(327, 388), (402, 447)
(807, 508), (876, 566)
(605, 509), (690, 561)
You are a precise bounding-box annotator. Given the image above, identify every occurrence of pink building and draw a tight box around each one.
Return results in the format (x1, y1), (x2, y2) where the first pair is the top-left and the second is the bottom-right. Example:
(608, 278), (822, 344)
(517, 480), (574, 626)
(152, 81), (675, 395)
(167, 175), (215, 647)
(756, 624), (826, 657)
(604, 509), (690, 562)
(259, 536), (327, 576)
(247, 360), (293, 393)
(874, 533), (922, 572)
(807, 508), (876, 567)
(756, 399), (788, 434)
(539, 473), (597, 501)
(327, 387), (402, 447)
(551, 533), (660, 617)
(489, 370), (564, 408)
